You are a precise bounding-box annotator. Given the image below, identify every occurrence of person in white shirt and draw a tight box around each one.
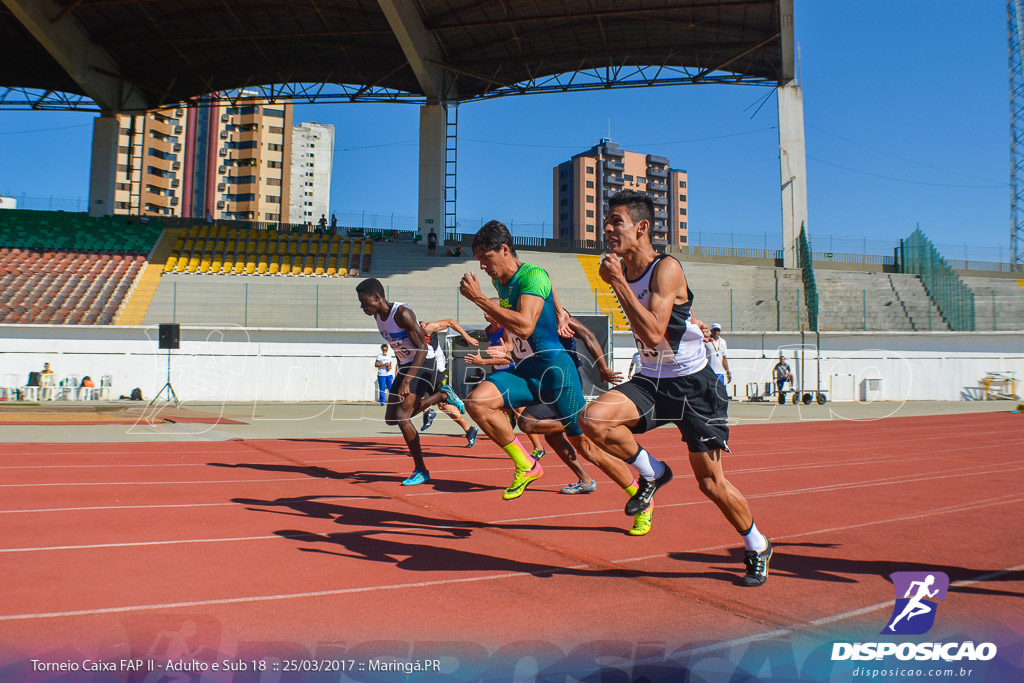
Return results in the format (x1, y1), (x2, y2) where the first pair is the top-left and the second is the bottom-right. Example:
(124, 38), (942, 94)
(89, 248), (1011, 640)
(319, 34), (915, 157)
(705, 323), (731, 386)
(374, 343), (393, 406)
(627, 351), (641, 379)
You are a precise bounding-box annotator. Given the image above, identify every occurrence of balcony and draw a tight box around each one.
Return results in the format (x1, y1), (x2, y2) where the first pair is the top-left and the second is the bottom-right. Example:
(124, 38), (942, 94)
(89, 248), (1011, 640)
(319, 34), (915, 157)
(602, 144), (624, 158)
(654, 209), (668, 219)
(604, 159), (625, 172)
(646, 154), (670, 166)
(647, 167), (668, 178)
(603, 174), (624, 186)
(652, 195), (667, 206)
(649, 181), (667, 192)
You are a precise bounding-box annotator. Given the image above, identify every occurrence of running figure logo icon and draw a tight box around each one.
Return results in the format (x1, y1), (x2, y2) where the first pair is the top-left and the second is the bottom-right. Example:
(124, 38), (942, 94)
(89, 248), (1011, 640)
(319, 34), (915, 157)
(882, 571), (949, 635)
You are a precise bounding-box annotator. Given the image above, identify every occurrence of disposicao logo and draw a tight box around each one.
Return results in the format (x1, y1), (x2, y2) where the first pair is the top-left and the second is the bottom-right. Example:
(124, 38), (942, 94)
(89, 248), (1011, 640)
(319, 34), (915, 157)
(831, 570), (998, 663)
(882, 571), (949, 635)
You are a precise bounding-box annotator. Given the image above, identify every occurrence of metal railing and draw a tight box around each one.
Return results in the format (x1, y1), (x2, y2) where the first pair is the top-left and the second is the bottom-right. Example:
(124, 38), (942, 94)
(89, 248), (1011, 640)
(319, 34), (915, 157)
(899, 228), (975, 331)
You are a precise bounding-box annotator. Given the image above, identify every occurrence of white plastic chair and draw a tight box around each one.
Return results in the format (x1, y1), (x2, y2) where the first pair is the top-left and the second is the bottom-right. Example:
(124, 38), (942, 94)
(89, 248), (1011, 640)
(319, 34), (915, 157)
(60, 375), (80, 400)
(39, 373), (57, 401)
(0, 373), (20, 401)
(97, 375), (113, 401)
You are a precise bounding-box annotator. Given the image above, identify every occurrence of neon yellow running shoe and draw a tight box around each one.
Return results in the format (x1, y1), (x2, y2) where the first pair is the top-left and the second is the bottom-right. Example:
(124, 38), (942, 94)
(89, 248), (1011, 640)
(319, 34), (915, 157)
(628, 506), (653, 536)
(502, 461), (543, 500)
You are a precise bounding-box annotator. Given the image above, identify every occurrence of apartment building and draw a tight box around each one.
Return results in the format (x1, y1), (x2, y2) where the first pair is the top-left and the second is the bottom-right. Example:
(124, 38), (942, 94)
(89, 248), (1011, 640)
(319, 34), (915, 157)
(553, 138), (688, 249)
(289, 121), (335, 225)
(113, 96), (293, 222)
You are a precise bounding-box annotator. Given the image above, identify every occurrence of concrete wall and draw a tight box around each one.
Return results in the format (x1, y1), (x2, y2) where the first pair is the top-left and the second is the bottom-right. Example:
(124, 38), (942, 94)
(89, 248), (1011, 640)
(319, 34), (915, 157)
(2, 325), (1021, 404)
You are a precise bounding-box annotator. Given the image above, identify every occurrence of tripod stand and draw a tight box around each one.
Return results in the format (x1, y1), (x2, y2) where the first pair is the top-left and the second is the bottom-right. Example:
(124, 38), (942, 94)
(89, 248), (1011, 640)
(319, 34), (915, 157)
(149, 347), (180, 408)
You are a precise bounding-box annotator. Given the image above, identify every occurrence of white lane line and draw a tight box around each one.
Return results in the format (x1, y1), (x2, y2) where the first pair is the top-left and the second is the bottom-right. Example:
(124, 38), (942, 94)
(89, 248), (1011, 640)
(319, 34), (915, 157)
(0, 496), (382, 515)
(0, 477), (334, 488)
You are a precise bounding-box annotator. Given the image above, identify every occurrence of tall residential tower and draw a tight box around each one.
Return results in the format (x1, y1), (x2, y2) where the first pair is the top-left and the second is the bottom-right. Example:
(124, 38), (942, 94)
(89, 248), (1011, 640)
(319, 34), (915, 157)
(289, 121), (335, 225)
(112, 96), (293, 222)
(553, 139), (688, 249)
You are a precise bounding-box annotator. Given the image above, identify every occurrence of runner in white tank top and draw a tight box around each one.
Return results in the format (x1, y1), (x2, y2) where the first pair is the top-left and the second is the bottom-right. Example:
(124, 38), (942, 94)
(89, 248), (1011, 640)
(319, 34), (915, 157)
(578, 190), (773, 587)
(356, 278), (465, 487)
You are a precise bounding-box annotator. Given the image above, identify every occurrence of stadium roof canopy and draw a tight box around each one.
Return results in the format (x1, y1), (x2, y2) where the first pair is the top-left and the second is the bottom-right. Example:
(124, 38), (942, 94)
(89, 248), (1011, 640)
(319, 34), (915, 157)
(0, 0), (790, 111)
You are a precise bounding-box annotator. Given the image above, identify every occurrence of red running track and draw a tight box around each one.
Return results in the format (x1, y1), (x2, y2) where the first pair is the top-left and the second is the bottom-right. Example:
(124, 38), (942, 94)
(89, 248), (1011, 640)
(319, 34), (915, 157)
(1, 412), (1022, 668)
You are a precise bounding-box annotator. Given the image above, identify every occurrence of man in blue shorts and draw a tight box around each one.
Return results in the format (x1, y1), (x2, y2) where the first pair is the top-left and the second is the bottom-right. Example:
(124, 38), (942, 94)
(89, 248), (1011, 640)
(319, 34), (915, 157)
(459, 221), (590, 500)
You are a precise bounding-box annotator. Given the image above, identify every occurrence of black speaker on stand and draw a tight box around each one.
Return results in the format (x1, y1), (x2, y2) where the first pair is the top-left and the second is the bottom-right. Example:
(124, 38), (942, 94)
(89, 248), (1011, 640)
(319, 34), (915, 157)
(151, 323), (181, 407)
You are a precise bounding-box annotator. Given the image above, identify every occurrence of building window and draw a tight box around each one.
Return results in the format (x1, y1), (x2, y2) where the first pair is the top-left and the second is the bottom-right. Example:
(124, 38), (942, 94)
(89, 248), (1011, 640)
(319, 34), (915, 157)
(585, 195), (594, 203)
(680, 235), (687, 244)
(267, 143), (283, 152)
(679, 180), (687, 188)
(266, 195), (281, 203)
(560, 212), (568, 220)
(560, 199), (568, 206)
(269, 126), (284, 135)
(267, 161), (283, 169)
(267, 178), (282, 186)
(681, 222), (687, 230)
(560, 184), (568, 192)
(263, 108), (285, 118)
(586, 210), (594, 218)
(585, 180), (594, 189)
(680, 208), (687, 215)
(624, 174), (633, 182)
(679, 194), (687, 201)
(586, 166), (594, 174)
(586, 224), (595, 232)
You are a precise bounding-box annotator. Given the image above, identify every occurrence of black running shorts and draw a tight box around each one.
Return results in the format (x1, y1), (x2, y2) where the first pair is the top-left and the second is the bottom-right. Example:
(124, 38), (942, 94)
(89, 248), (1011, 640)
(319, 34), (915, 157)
(394, 362), (441, 399)
(613, 364), (729, 453)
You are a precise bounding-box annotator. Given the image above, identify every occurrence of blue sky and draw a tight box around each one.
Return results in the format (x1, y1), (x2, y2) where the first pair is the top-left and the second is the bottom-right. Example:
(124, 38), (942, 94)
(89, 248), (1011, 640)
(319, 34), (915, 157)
(0, 1), (1010, 260)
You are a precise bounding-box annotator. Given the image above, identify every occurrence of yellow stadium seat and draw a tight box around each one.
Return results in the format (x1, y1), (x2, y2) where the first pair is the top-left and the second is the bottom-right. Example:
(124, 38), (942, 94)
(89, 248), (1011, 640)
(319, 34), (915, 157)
(183, 239), (194, 251)
(214, 239), (226, 252)
(233, 260), (245, 274)
(246, 262), (256, 275)
(319, 241), (330, 254)
(187, 259), (199, 273)
(198, 226), (209, 239)
(326, 265), (337, 276)
(187, 226), (201, 239)
(221, 260), (233, 274)
(299, 243), (309, 255)
(173, 239), (184, 251)
(269, 261), (280, 275)
(211, 259), (222, 273)
(279, 257), (292, 275)
(315, 265), (325, 276)
(268, 241), (278, 254)
(287, 244), (297, 256)
(164, 256), (177, 273)
(225, 240), (236, 253)
(363, 243), (372, 254)
(216, 226), (227, 239)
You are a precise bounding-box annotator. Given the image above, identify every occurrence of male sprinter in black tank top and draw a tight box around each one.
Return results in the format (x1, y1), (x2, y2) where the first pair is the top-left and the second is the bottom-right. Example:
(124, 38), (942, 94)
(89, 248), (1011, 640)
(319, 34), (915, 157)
(357, 278), (464, 486)
(579, 190), (772, 586)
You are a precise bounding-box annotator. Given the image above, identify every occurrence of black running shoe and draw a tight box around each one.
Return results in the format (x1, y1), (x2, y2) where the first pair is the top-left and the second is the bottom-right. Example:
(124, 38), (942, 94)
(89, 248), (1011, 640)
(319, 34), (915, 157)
(421, 409), (436, 431)
(624, 463), (673, 516)
(741, 538), (773, 587)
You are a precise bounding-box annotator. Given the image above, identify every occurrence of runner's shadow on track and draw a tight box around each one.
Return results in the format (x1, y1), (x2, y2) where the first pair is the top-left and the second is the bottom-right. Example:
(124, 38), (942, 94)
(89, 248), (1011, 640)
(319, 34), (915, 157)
(671, 543), (1024, 595)
(209, 461), (417, 486)
(277, 528), (650, 578)
(237, 497), (621, 535)
(286, 438), (500, 460)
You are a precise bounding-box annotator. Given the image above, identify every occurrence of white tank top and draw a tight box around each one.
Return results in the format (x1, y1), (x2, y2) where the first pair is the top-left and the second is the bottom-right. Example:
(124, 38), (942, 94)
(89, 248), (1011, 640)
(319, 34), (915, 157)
(624, 255), (708, 379)
(375, 302), (436, 368)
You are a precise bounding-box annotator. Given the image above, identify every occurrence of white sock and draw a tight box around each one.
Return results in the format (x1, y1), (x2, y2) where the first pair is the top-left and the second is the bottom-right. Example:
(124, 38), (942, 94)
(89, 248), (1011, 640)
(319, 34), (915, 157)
(627, 446), (665, 481)
(741, 521), (768, 553)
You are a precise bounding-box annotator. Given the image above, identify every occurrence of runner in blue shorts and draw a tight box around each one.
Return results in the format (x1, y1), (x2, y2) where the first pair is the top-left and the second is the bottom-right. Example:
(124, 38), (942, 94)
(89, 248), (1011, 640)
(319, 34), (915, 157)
(460, 221), (593, 500)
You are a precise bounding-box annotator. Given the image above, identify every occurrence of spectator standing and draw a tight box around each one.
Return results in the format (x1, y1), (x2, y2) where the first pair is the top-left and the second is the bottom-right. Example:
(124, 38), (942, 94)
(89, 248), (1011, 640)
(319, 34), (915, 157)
(375, 344), (394, 405)
(330, 213), (338, 234)
(427, 228), (438, 256)
(773, 355), (793, 396)
(317, 214), (328, 234)
(705, 323), (731, 386)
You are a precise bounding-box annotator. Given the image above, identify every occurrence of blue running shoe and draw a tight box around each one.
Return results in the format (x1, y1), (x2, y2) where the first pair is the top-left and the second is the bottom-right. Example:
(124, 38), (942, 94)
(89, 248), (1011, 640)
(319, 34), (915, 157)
(465, 426), (478, 448)
(421, 408), (436, 431)
(440, 385), (465, 414)
(401, 470), (430, 486)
